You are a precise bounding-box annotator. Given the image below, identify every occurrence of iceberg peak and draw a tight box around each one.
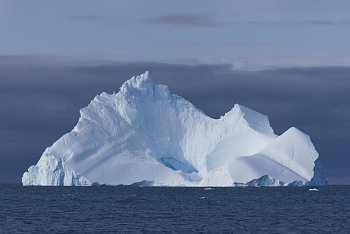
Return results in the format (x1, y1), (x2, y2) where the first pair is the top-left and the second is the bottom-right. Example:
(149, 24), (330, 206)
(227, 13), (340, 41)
(118, 71), (171, 99)
(222, 104), (274, 135)
(120, 71), (155, 95)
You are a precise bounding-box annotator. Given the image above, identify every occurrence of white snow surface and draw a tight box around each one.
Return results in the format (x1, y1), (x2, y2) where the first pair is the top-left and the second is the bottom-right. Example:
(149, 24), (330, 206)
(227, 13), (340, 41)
(22, 71), (326, 186)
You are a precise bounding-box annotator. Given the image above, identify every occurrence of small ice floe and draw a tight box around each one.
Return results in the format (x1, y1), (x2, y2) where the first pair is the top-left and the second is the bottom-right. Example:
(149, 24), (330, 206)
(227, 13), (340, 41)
(200, 196), (208, 200)
(308, 188), (319, 192)
(204, 187), (213, 191)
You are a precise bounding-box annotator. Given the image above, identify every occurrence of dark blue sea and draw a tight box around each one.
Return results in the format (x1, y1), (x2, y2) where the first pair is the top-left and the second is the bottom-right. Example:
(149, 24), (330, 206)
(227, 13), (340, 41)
(1, 185), (349, 233)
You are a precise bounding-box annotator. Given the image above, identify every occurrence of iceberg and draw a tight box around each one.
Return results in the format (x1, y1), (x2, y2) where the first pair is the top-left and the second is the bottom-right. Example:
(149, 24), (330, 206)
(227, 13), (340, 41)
(22, 71), (327, 186)
(245, 175), (305, 187)
(245, 175), (285, 187)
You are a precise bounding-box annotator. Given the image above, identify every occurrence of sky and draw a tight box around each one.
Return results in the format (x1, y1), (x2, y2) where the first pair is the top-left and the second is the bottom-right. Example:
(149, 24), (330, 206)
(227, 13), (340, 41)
(0, 1), (349, 184)
(2, 0), (350, 69)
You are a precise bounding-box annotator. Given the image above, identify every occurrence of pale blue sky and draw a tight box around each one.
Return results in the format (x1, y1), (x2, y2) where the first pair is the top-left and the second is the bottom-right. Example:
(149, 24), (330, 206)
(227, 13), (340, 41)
(1, 0), (350, 69)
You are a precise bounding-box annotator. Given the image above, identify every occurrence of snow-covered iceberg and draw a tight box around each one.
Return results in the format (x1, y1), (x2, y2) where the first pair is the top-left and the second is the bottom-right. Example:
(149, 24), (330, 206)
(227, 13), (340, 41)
(245, 175), (286, 187)
(22, 71), (327, 186)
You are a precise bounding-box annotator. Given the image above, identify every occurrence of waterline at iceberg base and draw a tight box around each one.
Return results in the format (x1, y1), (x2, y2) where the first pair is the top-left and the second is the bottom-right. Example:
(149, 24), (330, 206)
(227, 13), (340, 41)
(22, 71), (327, 186)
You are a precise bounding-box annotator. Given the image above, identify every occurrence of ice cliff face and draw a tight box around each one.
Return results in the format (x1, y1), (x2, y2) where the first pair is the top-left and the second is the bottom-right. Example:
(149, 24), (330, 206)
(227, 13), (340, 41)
(22, 71), (327, 186)
(22, 154), (91, 186)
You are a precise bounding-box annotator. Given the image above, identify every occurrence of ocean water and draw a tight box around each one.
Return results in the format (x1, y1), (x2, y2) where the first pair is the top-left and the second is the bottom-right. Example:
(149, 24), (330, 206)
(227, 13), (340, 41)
(1, 185), (349, 233)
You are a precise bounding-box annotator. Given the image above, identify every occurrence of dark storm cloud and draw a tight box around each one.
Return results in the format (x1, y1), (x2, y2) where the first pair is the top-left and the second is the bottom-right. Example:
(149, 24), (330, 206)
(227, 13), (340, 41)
(144, 13), (223, 27)
(1, 57), (350, 184)
(299, 19), (350, 26)
(144, 15), (350, 28)
(66, 15), (110, 21)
